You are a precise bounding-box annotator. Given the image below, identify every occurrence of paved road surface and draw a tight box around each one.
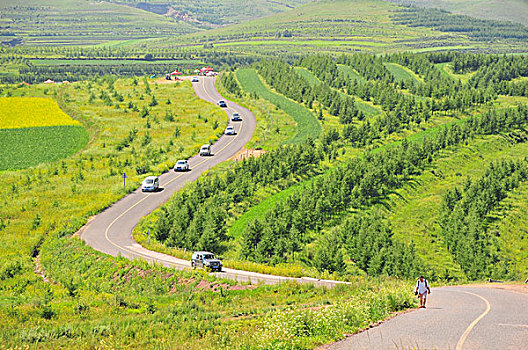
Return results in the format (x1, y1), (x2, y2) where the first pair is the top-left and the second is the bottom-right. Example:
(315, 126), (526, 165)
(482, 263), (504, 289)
(80, 77), (341, 287)
(329, 286), (528, 350)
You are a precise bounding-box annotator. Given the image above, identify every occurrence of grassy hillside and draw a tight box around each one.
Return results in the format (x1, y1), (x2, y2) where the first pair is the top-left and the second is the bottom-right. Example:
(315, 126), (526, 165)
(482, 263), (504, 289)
(113, 0), (311, 27)
(148, 0), (528, 54)
(137, 52), (528, 282)
(0, 0), (197, 46)
(394, 0), (528, 26)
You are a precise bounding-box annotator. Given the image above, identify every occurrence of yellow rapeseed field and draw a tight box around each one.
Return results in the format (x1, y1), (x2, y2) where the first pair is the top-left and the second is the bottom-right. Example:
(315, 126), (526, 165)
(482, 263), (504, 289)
(0, 97), (81, 129)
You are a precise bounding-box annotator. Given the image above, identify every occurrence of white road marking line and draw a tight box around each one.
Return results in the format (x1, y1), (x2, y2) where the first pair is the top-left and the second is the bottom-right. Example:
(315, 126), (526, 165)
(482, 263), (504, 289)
(456, 291), (491, 350)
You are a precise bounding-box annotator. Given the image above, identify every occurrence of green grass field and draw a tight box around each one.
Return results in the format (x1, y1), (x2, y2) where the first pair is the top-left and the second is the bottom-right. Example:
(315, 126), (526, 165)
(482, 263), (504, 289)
(384, 62), (423, 84)
(236, 68), (322, 143)
(0, 126), (88, 171)
(337, 65), (366, 82)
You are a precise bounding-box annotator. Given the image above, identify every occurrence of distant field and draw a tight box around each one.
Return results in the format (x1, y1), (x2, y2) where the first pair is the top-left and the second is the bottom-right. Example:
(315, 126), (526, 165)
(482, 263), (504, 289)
(236, 68), (321, 143)
(29, 59), (204, 66)
(0, 0), (195, 46)
(0, 97), (81, 129)
(0, 125), (88, 171)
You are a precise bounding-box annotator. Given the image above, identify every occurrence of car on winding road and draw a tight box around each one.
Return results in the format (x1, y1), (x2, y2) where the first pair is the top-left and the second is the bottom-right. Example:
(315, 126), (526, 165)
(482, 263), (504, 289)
(191, 251), (223, 272)
(231, 112), (242, 121)
(174, 160), (189, 172)
(224, 126), (236, 135)
(191, 76), (199, 82)
(199, 144), (211, 156)
(141, 176), (159, 192)
(218, 100), (227, 108)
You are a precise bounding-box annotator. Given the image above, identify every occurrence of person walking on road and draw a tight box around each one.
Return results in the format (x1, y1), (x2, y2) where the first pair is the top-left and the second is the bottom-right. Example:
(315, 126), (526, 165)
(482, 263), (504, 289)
(415, 275), (431, 308)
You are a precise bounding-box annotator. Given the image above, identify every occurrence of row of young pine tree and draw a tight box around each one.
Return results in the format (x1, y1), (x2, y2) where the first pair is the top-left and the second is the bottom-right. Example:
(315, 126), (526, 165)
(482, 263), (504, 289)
(147, 99), (528, 279)
(239, 105), (528, 278)
(151, 141), (323, 253)
(440, 159), (528, 280)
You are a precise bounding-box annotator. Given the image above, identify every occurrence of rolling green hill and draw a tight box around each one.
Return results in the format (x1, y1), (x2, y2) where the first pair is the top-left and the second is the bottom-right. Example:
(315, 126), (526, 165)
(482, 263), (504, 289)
(112, 0), (311, 27)
(0, 0), (194, 46)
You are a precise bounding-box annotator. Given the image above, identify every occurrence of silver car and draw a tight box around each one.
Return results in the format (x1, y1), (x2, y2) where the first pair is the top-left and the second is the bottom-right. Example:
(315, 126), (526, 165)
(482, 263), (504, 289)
(174, 160), (189, 172)
(191, 251), (222, 272)
(199, 144), (211, 156)
(141, 176), (159, 192)
(225, 126), (236, 135)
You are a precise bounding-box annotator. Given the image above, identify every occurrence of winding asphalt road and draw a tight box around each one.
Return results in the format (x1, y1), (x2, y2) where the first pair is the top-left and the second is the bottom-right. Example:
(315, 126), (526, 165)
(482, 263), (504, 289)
(80, 77), (341, 286)
(329, 285), (528, 350)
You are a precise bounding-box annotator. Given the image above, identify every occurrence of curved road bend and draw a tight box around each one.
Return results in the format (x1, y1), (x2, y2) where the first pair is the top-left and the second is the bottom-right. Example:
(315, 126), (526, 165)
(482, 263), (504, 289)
(80, 76), (342, 287)
(329, 285), (528, 350)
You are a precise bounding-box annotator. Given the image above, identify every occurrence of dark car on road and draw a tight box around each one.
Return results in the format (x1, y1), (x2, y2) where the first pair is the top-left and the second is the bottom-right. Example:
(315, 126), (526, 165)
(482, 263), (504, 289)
(218, 100), (227, 108)
(231, 112), (242, 121)
(191, 251), (222, 272)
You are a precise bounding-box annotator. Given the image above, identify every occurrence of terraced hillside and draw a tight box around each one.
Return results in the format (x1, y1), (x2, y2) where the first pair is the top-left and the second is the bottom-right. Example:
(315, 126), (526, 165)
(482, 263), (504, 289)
(150, 0), (528, 54)
(0, 0), (310, 46)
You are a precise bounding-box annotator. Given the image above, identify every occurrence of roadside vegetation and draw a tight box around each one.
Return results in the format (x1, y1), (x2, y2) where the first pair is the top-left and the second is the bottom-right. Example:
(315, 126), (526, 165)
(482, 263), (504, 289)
(3, 232), (415, 348)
